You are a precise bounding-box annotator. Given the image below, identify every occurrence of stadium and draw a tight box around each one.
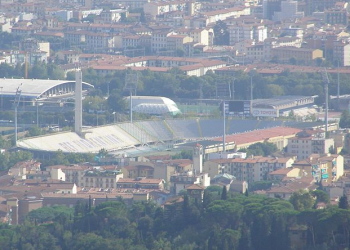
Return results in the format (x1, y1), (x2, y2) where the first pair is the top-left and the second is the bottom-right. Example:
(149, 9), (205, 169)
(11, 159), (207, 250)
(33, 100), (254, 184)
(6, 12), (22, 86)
(12, 73), (327, 158)
(17, 118), (317, 157)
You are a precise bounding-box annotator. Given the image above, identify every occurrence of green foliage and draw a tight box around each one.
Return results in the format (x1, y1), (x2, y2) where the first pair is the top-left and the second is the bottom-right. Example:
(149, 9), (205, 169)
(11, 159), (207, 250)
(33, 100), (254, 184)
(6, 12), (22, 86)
(172, 150), (192, 160)
(221, 186), (227, 200)
(246, 142), (278, 157)
(27, 206), (73, 224)
(289, 190), (315, 211)
(27, 126), (44, 137)
(40, 150), (94, 167)
(0, 32), (20, 49)
(311, 190), (330, 204)
(107, 90), (126, 112)
(1, 193), (350, 249)
(339, 195), (349, 209)
(340, 110), (350, 128)
(29, 62), (64, 80)
(249, 181), (273, 191)
(213, 20), (229, 45)
(0, 150), (33, 171)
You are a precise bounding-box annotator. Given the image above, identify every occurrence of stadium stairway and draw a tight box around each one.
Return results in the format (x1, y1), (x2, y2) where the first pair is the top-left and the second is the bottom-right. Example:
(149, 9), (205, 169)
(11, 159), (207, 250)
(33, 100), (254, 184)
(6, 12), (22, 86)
(163, 120), (175, 139)
(254, 120), (261, 130)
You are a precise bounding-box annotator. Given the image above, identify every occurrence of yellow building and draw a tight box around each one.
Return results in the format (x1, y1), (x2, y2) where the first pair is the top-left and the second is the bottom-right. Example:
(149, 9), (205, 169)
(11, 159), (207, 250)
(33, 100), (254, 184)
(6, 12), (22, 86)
(271, 46), (323, 64)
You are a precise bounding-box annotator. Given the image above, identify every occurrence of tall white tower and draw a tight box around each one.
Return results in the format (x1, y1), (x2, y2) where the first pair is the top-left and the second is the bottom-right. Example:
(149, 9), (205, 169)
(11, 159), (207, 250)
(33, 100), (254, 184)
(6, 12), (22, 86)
(193, 143), (203, 174)
(75, 69), (83, 136)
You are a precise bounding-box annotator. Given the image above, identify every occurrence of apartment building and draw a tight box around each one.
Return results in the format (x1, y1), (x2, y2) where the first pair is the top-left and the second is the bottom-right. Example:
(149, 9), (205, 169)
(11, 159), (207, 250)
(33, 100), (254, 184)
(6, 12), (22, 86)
(122, 163), (155, 179)
(100, 9), (125, 23)
(271, 46), (323, 64)
(175, 27), (213, 46)
(85, 32), (117, 51)
(273, 0), (304, 22)
(263, 0), (282, 20)
(110, 0), (150, 10)
(56, 50), (80, 64)
(144, 1), (189, 19)
(228, 24), (268, 45)
(203, 7), (251, 25)
(292, 154), (344, 182)
(204, 156), (295, 183)
(166, 34), (193, 51)
(47, 165), (89, 187)
(82, 170), (123, 189)
(287, 130), (334, 160)
(151, 31), (173, 53)
(333, 41), (350, 66)
(64, 31), (86, 45)
(325, 8), (348, 25)
(246, 43), (265, 62)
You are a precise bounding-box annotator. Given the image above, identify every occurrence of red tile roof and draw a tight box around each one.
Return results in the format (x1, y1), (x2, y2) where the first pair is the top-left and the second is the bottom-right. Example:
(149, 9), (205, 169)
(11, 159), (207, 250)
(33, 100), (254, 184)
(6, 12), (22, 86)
(214, 126), (301, 145)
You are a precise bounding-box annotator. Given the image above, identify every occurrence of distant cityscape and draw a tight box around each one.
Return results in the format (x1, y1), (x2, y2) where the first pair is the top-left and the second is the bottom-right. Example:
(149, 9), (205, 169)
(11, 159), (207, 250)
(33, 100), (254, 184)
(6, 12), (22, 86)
(0, 0), (350, 248)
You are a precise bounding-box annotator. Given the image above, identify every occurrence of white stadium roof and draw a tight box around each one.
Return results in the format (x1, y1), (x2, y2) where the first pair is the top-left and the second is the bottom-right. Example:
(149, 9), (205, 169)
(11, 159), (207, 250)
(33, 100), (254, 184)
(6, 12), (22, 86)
(126, 96), (181, 115)
(17, 125), (140, 153)
(0, 79), (93, 99)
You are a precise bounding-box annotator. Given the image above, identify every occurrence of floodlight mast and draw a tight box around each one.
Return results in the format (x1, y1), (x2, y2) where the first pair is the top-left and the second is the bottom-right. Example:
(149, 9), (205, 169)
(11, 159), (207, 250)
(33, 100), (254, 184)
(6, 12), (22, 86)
(124, 73), (138, 123)
(321, 69), (330, 136)
(223, 100), (226, 153)
(14, 84), (22, 146)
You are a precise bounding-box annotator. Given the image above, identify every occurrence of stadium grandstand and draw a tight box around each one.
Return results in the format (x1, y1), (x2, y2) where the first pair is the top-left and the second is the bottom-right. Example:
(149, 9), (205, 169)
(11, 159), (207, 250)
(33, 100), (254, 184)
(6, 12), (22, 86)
(17, 118), (328, 156)
(0, 78), (93, 108)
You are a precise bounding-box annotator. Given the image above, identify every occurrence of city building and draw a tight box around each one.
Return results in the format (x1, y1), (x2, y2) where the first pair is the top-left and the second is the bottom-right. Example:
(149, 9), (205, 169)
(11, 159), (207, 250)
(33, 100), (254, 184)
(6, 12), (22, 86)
(263, 0), (282, 20)
(82, 169), (123, 189)
(204, 156), (295, 182)
(292, 154), (344, 182)
(116, 177), (165, 190)
(333, 41), (350, 67)
(273, 0), (304, 22)
(287, 130), (335, 160)
(271, 47), (323, 64)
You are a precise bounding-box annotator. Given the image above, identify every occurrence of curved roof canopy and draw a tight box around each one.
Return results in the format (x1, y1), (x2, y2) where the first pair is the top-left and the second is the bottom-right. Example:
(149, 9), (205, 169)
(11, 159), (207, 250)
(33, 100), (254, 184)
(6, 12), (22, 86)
(126, 96), (181, 115)
(0, 79), (93, 99)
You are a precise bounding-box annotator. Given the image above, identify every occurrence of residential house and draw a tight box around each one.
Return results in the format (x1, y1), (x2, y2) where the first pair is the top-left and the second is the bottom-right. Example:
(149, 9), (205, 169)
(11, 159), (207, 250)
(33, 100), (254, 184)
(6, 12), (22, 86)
(266, 176), (316, 199)
(170, 171), (210, 194)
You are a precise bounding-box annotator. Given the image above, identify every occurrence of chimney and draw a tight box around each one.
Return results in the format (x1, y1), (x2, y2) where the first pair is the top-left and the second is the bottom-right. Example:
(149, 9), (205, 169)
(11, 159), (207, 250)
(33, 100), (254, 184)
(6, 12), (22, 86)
(75, 69), (83, 136)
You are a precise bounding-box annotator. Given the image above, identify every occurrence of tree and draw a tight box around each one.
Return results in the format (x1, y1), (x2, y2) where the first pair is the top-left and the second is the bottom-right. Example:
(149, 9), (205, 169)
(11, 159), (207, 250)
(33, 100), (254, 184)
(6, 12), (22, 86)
(340, 110), (350, 128)
(27, 126), (43, 137)
(172, 150), (192, 160)
(312, 190), (330, 205)
(221, 186), (227, 200)
(107, 91), (126, 112)
(290, 190), (315, 211)
(249, 181), (273, 191)
(213, 20), (229, 45)
(247, 142), (278, 157)
(339, 195), (349, 209)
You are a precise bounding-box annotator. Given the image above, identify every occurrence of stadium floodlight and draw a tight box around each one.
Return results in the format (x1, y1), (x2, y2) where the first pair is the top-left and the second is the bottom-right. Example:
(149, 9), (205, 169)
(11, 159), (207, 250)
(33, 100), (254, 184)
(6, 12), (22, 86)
(124, 73), (138, 123)
(14, 83), (22, 146)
